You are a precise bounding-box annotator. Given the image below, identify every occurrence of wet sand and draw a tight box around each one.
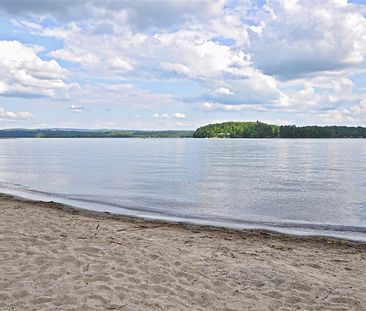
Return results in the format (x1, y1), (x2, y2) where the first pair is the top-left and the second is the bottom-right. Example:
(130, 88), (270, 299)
(0, 193), (365, 311)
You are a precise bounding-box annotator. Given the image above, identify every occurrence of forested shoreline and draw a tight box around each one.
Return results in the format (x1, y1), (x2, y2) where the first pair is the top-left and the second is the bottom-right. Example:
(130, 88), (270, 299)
(0, 129), (194, 138)
(1, 122), (366, 138)
(193, 121), (366, 138)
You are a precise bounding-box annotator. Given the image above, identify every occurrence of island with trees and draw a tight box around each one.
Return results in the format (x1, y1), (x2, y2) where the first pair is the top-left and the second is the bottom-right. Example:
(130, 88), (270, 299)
(193, 121), (366, 138)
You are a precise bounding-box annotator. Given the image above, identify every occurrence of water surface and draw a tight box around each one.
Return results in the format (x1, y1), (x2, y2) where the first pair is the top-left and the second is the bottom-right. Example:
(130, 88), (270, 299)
(0, 138), (365, 241)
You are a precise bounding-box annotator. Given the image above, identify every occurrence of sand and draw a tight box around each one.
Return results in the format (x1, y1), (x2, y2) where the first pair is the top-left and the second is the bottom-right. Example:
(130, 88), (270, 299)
(0, 193), (365, 311)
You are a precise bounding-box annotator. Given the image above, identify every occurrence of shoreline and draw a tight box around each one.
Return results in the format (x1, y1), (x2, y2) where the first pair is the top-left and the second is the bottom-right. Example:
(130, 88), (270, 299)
(1, 191), (366, 244)
(1, 192), (366, 310)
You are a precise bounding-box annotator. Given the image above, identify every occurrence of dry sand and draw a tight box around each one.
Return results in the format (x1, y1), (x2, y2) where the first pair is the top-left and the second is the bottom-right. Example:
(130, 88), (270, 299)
(0, 193), (365, 311)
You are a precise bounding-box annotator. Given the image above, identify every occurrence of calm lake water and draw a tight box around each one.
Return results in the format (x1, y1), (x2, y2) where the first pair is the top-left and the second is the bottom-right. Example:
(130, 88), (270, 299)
(0, 138), (365, 241)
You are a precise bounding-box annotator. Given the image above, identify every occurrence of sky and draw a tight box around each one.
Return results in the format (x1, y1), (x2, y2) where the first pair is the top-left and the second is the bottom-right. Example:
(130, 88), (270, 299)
(0, 0), (366, 130)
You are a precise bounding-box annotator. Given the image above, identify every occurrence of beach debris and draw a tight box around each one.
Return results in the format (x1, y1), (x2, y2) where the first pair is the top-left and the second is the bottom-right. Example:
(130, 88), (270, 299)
(108, 236), (123, 245)
(345, 267), (352, 271)
(105, 305), (127, 310)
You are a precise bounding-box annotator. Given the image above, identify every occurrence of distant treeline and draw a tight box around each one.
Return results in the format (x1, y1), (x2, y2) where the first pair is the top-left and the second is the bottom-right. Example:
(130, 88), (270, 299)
(2, 123), (366, 139)
(193, 121), (366, 138)
(0, 129), (194, 138)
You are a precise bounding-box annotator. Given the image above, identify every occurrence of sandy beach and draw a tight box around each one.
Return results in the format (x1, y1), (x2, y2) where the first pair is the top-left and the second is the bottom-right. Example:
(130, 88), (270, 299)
(0, 193), (365, 311)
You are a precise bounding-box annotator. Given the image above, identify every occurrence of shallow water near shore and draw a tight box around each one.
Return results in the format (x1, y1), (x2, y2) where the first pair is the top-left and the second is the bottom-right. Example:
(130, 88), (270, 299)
(0, 138), (365, 241)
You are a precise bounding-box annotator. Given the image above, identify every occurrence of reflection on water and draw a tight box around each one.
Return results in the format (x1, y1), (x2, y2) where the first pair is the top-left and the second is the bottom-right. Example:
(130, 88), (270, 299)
(0, 138), (365, 241)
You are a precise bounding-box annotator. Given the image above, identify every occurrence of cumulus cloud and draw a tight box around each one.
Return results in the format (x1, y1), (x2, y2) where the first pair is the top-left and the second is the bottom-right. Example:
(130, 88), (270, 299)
(0, 40), (69, 98)
(0, 107), (33, 120)
(310, 97), (366, 125)
(173, 113), (186, 119)
(2, 0), (366, 127)
(249, 0), (366, 79)
(42, 26), (251, 80)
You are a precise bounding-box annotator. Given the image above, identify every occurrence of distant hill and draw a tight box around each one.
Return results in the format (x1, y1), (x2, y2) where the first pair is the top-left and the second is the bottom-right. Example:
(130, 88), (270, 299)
(193, 121), (366, 138)
(0, 129), (194, 138)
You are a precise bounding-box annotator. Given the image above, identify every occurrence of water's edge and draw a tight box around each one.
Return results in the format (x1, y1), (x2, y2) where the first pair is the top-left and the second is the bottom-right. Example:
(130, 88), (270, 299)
(1, 187), (365, 244)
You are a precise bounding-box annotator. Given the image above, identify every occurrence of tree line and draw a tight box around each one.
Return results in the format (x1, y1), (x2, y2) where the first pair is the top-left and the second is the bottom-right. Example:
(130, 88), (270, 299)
(0, 129), (194, 138)
(193, 121), (366, 138)
(1, 122), (365, 138)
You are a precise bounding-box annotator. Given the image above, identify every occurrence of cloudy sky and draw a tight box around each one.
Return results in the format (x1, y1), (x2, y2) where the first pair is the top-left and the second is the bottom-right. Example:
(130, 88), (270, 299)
(0, 0), (366, 129)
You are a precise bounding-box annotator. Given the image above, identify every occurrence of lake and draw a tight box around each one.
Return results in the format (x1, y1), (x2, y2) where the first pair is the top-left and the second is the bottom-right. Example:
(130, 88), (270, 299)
(0, 138), (365, 241)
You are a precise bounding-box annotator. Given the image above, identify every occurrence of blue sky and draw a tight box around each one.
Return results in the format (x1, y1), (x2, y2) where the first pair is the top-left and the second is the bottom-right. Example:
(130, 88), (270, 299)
(0, 0), (366, 129)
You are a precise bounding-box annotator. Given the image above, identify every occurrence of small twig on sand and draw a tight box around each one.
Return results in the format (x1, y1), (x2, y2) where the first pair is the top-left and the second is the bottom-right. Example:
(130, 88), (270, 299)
(105, 305), (127, 310)
(108, 237), (123, 245)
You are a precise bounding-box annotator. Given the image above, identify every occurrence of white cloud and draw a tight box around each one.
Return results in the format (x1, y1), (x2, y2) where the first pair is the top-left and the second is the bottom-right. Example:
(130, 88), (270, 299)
(152, 112), (187, 119)
(108, 56), (133, 71)
(69, 105), (85, 113)
(11, 19), (43, 30)
(0, 107), (33, 120)
(275, 75), (362, 113)
(200, 102), (265, 112)
(0, 40), (69, 98)
(249, 0), (366, 79)
(43, 26), (251, 80)
(35, 9), (364, 123)
(50, 47), (100, 68)
(319, 98), (366, 125)
(3, 1), (366, 127)
(214, 87), (233, 96)
(173, 113), (186, 119)
(31, 20), (284, 109)
(6, 5), (259, 86)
